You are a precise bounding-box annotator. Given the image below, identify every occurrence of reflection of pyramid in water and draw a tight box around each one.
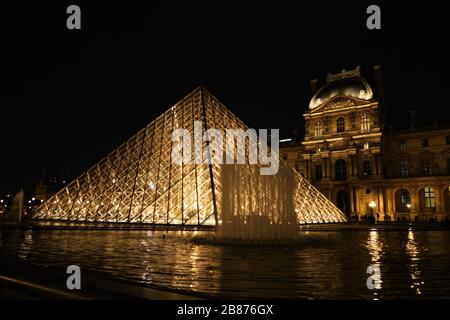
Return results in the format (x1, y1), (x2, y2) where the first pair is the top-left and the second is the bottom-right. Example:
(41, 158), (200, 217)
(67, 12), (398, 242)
(34, 87), (346, 225)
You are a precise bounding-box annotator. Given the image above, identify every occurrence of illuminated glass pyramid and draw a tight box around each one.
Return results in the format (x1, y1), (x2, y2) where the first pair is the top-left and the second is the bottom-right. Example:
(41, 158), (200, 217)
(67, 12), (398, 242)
(33, 87), (346, 225)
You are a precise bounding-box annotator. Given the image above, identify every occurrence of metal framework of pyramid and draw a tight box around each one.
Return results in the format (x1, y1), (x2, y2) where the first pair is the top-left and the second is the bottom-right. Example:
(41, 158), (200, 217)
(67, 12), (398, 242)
(33, 87), (346, 225)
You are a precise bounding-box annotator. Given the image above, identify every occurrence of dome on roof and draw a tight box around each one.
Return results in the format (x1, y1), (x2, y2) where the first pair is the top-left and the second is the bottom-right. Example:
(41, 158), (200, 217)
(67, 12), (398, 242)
(309, 69), (373, 109)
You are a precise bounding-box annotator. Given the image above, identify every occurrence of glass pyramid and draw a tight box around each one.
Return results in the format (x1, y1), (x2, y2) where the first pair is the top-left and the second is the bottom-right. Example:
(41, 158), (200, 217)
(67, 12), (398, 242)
(33, 87), (346, 225)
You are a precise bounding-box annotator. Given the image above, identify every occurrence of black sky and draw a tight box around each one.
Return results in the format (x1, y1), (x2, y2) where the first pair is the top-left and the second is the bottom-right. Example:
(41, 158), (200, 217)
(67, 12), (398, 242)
(1, 1), (449, 195)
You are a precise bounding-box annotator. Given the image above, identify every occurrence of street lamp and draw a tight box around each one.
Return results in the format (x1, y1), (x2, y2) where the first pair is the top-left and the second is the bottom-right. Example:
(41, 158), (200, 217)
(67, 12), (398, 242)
(406, 203), (412, 222)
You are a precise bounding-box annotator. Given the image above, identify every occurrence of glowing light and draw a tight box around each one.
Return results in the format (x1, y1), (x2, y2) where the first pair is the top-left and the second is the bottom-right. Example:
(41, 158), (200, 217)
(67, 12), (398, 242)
(369, 201), (376, 209)
(365, 230), (383, 293)
(32, 87), (345, 225)
(406, 231), (423, 295)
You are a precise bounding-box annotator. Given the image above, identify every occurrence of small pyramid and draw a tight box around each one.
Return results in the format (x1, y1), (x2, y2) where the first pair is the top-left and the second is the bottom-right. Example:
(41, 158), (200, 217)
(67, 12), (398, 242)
(33, 87), (346, 225)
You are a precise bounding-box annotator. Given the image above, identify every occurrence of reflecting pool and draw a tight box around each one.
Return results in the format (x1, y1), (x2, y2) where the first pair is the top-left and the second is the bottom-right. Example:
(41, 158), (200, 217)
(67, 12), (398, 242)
(1, 229), (450, 299)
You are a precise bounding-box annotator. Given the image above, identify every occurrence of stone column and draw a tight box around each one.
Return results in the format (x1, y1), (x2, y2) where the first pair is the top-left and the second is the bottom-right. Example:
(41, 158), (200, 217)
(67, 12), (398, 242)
(410, 187), (419, 221)
(305, 159), (310, 181)
(328, 157), (332, 180)
(374, 154), (379, 176)
(329, 158), (334, 180)
(346, 157), (352, 179)
(378, 154), (384, 176)
(388, 188), (396, 221)
(349, 187), (355, 214)
(381, 187), (388, 221)
(435, 185), (445, 221)
(355, 188), (361, 216)
(376, 187), (382, 220)
(323, 157), (328, 180)
(350, 154), (358, 178)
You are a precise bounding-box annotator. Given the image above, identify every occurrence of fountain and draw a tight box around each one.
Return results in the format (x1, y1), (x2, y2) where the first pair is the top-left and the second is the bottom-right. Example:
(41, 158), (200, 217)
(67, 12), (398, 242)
(193, 164), (300, 245)
(219, 164), (298, 240)
(4, 189), (24, 223)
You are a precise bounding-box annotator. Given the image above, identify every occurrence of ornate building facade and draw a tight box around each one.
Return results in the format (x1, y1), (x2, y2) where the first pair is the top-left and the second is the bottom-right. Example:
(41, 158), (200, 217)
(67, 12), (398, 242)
(281, 66), (450, 222)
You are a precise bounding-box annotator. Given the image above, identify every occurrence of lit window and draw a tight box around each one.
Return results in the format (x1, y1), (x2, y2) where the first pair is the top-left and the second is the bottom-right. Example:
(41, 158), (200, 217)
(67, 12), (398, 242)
(400, 160), (409, 177)
(315, 165), (323, 181)
(399, 141), (407, 151)
(362, 160), (371, 177)
(424, 187), (435, 208)
(361, 113), (370, 131)
(336, 117), (345, 133)
(314, 121), (323, 137)
(364, 143), (369, 149)
(335, 159), (347, 181)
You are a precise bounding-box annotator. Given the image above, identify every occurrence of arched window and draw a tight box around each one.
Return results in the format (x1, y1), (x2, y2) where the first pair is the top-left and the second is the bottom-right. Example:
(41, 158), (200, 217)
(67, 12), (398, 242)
(420, 187), (436, 212)
(424, 187), (435, 207)
(361, 113), (370, 131)
(444, 186), (450, 213)
(335, 159), (347, 181)
(314, 121), (322, 137)
(395, 188), (411, 212)
(336, 117), (345, 132)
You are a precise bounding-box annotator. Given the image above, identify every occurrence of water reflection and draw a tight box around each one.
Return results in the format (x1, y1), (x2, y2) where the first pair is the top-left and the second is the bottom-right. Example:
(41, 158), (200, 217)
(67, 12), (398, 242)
(365, 230), (383, 299)
(139, 230), (154, 284)
(18, 230), (34, 260)
(1, 229), (450, 299)
(406, 230), (424, 295)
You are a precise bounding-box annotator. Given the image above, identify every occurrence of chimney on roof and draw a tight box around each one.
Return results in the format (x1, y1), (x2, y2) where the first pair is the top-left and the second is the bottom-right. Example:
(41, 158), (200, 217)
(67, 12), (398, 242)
(309, 79), (320, 97)
(409, 110), (416, 129)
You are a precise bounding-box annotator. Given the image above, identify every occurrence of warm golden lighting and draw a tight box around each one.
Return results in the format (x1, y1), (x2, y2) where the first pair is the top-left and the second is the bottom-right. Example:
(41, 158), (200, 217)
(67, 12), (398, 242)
(33, 87), (346, 226)
(406, 231), (424, 295)
(365, 230), (383, 296)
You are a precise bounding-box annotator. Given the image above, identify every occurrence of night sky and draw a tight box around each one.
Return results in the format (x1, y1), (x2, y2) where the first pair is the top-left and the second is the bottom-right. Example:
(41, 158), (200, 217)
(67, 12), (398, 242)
(2, 1), (449, 195)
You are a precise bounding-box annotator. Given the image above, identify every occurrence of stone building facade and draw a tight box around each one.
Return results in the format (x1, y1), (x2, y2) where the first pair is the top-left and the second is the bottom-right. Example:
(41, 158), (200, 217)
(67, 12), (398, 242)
(280, 66), (450, 222)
